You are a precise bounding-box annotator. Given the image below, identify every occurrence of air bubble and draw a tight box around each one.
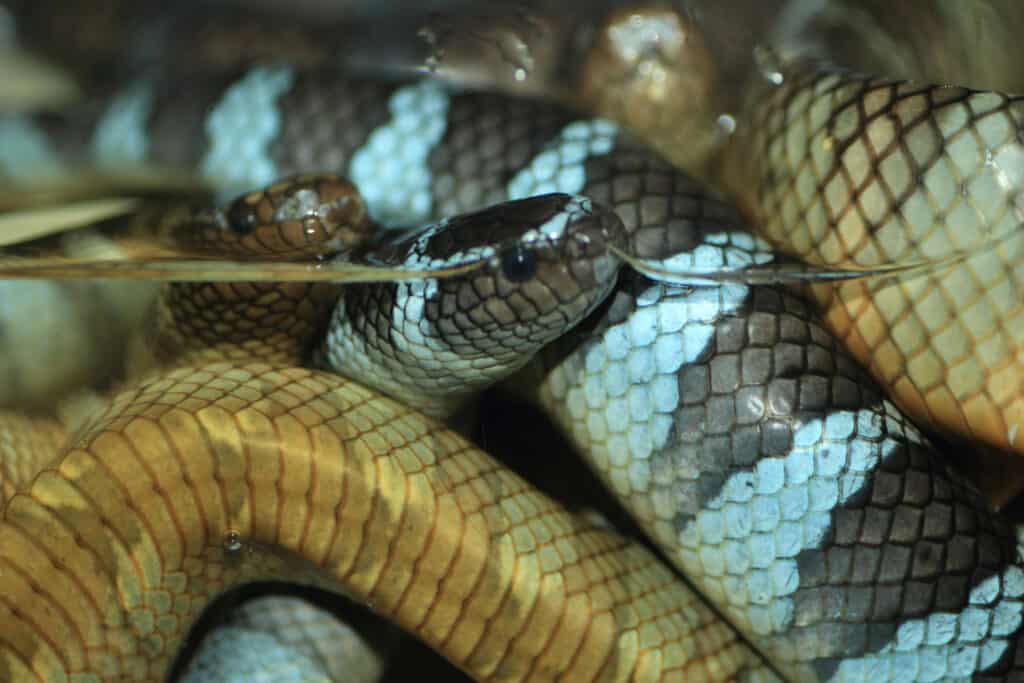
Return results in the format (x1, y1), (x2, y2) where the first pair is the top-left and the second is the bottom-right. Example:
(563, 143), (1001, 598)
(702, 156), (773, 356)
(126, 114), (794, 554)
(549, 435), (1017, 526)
(496, 31), (534, 79)
(418, 26), (443, 74)
(716, 114), (737, 136)
(704, 113), (738, 153)
(223, 531), (244, 553)
(753, 45), (785, 86)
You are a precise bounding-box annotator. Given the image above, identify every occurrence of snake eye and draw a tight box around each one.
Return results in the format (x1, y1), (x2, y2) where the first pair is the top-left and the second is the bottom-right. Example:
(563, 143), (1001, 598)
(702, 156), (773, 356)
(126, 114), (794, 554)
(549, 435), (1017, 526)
(499, 244), (537, 283)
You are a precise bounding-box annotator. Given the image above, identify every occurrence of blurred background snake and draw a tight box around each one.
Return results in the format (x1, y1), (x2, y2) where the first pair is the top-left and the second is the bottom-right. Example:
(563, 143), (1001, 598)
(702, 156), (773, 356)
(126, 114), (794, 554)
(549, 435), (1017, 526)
(1, 1), (1024, 681)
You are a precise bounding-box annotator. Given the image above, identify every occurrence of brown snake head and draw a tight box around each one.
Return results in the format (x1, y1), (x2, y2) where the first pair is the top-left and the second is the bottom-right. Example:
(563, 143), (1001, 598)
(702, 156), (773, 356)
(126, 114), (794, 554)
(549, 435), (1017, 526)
(136, 173), (376, 260)
(322, 192), (627, 417)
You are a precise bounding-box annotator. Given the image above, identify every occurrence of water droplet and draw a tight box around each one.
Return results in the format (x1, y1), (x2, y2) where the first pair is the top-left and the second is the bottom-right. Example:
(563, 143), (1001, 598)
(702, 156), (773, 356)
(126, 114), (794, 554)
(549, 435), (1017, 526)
(418, 25), (438, 45)
(716, 114), (737, 136)
(495, 32), (534, 78)
(753, 45), (785, 86)
(417, 25), (443, 74)
(704, 113), (738, 152)
(421, 54), (441, 75)
(223, 531), (243, 553)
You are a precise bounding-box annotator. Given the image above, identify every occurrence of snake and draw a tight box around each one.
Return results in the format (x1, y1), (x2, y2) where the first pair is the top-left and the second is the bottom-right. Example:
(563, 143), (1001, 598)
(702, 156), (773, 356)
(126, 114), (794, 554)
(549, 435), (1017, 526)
(1, 0), (1024, 681)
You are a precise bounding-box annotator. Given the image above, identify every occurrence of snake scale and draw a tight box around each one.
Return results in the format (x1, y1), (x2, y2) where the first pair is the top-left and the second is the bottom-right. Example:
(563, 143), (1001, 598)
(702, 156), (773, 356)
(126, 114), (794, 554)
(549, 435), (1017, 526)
(1, 1), (1024, 681)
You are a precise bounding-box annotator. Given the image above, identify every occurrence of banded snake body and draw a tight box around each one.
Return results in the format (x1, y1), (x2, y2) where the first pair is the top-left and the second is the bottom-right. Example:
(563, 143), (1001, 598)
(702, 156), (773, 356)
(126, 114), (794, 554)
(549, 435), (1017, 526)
(1, 1), (1024, 682)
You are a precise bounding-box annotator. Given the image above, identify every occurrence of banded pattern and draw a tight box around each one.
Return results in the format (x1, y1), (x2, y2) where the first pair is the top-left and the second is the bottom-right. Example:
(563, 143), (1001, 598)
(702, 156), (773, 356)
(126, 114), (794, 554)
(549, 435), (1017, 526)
(0, 67), (614, 225)
(0, 61), (714, 248)
(532, 224), (1024, 682)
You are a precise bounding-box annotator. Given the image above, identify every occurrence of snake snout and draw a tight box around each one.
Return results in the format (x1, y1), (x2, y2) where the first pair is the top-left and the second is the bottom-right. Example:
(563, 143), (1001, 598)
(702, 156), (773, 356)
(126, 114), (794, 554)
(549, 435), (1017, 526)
(556, 194), (628, 303)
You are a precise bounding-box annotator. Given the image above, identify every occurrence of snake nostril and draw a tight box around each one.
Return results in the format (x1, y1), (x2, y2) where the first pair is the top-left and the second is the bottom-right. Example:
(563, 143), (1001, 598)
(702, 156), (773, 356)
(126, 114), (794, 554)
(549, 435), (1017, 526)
(499, 244), (538, 282)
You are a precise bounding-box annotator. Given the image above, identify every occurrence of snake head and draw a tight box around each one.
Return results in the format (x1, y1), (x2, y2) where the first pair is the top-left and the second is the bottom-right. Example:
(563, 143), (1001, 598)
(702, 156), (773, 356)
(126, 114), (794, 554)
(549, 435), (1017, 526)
(401, 192), (626, 348)
(326, 193), (627, 415)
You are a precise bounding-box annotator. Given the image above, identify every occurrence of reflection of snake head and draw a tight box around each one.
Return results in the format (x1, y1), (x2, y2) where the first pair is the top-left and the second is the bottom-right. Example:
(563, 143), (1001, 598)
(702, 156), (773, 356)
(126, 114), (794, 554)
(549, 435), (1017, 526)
(322, 192), (627, 416)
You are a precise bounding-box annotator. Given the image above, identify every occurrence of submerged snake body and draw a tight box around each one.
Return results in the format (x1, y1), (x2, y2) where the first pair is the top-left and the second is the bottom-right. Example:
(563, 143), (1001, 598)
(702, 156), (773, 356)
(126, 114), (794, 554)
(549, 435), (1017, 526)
(1, 17), (1024, 683)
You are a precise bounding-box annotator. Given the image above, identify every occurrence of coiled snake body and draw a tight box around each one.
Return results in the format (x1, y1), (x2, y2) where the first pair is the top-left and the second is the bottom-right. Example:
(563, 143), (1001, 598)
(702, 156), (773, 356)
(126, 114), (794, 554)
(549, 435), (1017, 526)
(1, 2), (1024, 682)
